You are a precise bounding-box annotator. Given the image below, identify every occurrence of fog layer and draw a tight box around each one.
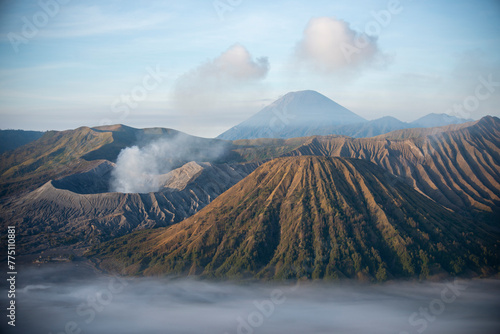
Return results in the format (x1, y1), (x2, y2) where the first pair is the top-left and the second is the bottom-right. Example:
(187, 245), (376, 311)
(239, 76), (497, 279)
(1, 263), (499, 334)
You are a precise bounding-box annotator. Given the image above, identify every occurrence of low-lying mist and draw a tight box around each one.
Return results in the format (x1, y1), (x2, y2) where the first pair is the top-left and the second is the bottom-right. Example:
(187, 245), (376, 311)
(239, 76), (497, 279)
(110, 134), (229, 193)
(1, 263), (499, 334)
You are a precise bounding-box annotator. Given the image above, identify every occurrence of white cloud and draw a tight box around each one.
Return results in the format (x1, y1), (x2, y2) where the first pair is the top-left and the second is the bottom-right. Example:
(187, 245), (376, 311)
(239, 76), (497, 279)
(295, 17), (382, 72)
(179, 44), (269, 83)
(173, 44), (269, 113)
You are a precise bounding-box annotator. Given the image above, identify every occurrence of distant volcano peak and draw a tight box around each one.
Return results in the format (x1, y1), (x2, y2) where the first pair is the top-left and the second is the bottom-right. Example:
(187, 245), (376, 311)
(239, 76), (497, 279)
(217, 90), (366, 140)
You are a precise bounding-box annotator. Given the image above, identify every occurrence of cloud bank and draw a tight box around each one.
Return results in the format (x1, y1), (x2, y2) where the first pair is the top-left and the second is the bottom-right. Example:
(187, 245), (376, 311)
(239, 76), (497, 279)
(182, 44), (269, 82)
(6, 264), (500, 334)
(295, 17), (381, 72)
(173, 44), (269, 113)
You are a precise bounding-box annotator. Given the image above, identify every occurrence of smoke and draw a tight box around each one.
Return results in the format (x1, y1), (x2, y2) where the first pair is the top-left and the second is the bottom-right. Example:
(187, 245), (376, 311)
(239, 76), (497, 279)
(109, 134), (229, 193)
(2, 263), (500, 334)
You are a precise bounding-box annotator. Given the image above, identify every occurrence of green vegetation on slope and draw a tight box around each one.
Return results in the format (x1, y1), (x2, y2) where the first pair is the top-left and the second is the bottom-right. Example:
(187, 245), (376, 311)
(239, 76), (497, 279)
(0, 124), (232, 199)
(0, 127), (113, 198)
(0, 129), (45, 154)
(90, 157), (499, 281)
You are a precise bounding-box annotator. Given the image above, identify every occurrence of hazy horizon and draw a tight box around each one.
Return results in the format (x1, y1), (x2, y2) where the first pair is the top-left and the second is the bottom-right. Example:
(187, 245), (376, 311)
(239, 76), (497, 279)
(0, 94), (490, 136)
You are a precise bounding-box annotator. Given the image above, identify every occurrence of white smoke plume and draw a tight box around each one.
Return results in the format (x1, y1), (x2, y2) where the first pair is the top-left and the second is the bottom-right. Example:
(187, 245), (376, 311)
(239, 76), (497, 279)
(110, 134), (229, 193)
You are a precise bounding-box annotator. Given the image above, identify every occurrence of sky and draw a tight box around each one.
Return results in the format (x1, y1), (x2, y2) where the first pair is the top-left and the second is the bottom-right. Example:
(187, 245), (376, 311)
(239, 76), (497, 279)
(0, 0), (499, 137)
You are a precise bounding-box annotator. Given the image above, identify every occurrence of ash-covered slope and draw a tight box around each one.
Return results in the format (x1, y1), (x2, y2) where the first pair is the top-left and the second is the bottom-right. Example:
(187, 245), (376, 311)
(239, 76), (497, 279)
(0, 160), (258, 253)
(51, 160), (115, 194)
(283, 116), (500, 216)
(94, 156), (499, 280)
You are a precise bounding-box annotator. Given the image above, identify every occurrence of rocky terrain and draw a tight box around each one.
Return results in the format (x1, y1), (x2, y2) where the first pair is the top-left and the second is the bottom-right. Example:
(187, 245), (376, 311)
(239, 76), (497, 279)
(0, 106), (498, 281)
(232, 117), (500, 218)
(0, 124), (231, 199)
(0, 160), (258, 254)
(93, 157), (498, 280)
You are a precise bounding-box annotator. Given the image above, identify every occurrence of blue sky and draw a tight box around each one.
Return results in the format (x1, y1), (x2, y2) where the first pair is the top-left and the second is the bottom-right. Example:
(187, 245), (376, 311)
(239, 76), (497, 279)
(0, 0), (499, 137)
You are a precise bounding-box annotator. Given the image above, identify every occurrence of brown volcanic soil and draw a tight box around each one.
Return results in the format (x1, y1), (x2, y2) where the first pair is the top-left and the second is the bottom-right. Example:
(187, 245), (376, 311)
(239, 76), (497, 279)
(280, 116), (500, 216)
(0, 160), (258, 254)
(94, 156), (499, 280)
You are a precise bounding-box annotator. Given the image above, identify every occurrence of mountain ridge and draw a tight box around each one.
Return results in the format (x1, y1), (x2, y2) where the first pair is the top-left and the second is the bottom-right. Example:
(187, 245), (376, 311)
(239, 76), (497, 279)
(0, 160), (259, 253)
(411, 113), (474, 128)
(217, 90), (473, 140)
(0, 129), (45, 154)
(226, 116), (500, 216)
(92, 156), (499, 280)
(2, 116), (498, 268)
(282, 116), (500, 216)
(0, 125), (232, 199)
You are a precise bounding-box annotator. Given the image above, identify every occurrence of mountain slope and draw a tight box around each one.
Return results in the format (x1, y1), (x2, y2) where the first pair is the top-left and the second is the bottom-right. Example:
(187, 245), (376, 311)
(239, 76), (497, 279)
(411, 113), (473, 128)
(0, 160), (259, 253)
(93, 157), (499, 280)
(0, 125), (231, 199)
(283, 117), (500, 216)
(325, 116), (410, 138)
(0, 130), (44, 154)
(217, 91), (475, 141)
(266, 116), (411, 139)
(0, 126), (112, 198)
(228, 117), (500, 217)
(217, 90), (366, 140)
